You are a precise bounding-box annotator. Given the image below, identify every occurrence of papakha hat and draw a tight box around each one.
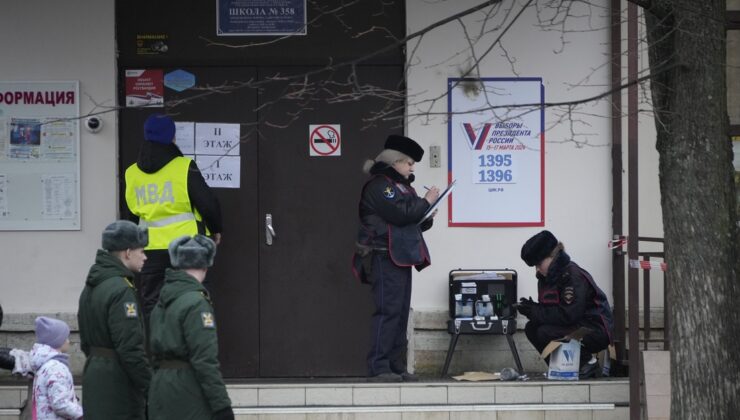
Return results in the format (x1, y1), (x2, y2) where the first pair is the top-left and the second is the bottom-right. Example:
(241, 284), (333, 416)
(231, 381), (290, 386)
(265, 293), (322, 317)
(384, 134), (424, 162)
(169, 234), (217, 269)
(102, 220), (148, 251)
(144, 114), (176, 144)
(521, 230), (558, 266)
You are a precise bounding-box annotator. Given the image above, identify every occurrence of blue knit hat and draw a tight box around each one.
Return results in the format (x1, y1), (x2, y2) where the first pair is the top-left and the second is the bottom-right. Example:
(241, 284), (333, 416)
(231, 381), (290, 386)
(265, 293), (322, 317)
(35, 317), (70, 349)
(144, 114), (175, 144)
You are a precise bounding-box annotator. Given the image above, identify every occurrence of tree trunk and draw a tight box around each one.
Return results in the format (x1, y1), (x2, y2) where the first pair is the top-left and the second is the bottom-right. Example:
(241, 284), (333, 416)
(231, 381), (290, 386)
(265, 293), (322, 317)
(644, 1), (740, 418)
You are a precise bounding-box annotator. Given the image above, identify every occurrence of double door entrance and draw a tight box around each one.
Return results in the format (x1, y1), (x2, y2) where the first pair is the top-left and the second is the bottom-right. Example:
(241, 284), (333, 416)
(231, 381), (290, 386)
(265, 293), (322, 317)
(119, 65), (404, 377)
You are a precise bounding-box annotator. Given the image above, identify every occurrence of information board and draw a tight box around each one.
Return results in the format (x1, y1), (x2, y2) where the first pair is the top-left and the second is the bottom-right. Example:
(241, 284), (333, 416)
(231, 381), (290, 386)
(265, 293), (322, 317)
(447, 78), (544, 227)
(0, 81), (80, 230)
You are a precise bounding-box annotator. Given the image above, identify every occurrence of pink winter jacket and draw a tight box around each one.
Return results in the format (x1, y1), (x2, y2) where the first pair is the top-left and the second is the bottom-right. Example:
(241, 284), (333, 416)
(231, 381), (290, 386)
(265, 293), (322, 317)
(30, 344), (83, 420)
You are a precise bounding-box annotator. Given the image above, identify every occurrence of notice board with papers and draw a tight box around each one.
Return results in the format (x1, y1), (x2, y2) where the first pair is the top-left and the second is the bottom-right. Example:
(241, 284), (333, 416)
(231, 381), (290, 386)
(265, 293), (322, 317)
(0, 81), (80, 230)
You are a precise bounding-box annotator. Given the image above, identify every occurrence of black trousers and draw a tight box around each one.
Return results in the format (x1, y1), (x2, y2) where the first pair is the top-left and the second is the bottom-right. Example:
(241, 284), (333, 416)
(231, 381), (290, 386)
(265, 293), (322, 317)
(136, 250), (171, 319)
(524, 321), (610, 366)
(367, 252), (412, 376)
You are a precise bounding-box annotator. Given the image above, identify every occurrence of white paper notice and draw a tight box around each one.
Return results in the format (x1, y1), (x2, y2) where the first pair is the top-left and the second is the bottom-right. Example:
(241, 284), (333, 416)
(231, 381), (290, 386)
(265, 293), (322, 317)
(41, 174), (76, 219)
(41, 118), (76, 160)
(194, 155), (240, 189)
(195, 123), (240, 156)
(175, 121), (195, 155)
(0, 174), (7, 217)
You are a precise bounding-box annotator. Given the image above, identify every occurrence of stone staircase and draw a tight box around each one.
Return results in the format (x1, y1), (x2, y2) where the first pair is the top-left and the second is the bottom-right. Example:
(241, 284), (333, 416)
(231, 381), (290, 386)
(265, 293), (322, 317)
(0, 378), (629, 419)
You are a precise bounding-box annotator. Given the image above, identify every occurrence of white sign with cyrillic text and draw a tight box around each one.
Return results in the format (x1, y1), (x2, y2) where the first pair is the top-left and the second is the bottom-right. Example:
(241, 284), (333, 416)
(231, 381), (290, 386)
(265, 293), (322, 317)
(195, 123), (240, 156)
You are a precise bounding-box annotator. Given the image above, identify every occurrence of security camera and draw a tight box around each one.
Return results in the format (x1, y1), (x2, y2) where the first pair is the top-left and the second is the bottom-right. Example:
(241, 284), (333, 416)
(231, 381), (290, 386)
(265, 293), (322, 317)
(85, 116), (103, 133)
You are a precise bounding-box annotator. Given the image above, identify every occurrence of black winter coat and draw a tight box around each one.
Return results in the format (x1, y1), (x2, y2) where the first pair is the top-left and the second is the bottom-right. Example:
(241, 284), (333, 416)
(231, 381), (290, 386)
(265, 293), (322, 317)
(528, 251), (614, 342)
(353, 162), (433, 281)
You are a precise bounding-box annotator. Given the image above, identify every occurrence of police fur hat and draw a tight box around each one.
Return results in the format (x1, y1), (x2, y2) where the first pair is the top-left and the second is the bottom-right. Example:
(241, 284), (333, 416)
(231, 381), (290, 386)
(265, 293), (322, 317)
(144, 114), (176, 144)
(521, 230), (558, 266)
(384, 134), (424, 162)
(169, 234), (217, 269)
(102, 220), (148, 251)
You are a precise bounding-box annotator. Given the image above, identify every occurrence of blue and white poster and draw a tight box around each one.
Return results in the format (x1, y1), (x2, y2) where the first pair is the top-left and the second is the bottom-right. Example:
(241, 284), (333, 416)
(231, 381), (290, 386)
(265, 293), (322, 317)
(217, 0), (307, 36)
(447, 78), (544, 227)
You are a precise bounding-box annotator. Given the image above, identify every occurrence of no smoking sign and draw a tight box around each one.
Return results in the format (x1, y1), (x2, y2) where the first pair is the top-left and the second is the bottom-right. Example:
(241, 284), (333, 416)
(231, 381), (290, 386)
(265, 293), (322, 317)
(309, 124), (341, 157)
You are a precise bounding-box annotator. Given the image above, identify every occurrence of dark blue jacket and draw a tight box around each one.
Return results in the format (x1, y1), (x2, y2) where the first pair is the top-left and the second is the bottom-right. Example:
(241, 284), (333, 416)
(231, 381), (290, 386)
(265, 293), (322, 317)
(352, 163), (432, 281)
(529, 251), (614, 342)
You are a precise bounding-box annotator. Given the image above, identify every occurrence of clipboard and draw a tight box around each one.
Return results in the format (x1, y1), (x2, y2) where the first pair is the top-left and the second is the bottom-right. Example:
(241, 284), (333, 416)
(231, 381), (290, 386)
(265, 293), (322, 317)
(418, 180), (456, 224)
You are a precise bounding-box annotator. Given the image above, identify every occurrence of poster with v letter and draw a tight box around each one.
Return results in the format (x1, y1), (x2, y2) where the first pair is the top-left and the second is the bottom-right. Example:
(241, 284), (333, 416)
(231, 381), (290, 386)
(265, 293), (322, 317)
(447, 77), (545, 227)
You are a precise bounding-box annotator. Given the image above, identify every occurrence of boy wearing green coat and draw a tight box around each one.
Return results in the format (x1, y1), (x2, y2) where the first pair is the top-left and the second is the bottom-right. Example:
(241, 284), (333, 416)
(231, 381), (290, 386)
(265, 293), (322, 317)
(148, 234), (234, 420)
(78, 220), (152, 419)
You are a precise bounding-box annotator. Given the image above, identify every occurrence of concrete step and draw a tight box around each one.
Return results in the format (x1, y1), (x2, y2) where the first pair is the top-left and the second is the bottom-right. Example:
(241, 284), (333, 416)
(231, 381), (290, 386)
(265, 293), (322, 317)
(0, 378), (630, 420)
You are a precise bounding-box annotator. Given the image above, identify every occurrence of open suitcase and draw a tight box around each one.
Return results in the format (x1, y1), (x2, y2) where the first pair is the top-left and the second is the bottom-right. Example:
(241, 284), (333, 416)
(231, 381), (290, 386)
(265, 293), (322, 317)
(441, 269), (523, 377)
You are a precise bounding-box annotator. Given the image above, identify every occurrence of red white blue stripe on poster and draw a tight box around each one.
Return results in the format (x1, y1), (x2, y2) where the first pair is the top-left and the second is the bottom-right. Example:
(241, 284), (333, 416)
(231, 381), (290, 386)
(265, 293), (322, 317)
(447, 77), (545, 227)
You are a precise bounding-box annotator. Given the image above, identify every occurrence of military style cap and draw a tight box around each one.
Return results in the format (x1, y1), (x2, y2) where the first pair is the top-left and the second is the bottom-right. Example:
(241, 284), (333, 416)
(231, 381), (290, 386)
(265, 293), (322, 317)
(102, 220), (148, 251)
(169, 234), (217, 269)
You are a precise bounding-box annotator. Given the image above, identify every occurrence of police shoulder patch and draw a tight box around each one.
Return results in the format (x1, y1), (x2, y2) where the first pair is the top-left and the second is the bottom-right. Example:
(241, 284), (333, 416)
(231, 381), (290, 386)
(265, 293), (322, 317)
(382, 185), (395, 199)
(563, 287), (576, 305)
(201, 312), (215, 329)
(124, 302), (138, 318)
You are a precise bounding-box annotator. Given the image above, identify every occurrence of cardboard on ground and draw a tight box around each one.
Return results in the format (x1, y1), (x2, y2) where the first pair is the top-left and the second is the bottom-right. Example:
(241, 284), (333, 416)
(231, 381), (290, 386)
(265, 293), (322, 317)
(540, 326), (592, 359)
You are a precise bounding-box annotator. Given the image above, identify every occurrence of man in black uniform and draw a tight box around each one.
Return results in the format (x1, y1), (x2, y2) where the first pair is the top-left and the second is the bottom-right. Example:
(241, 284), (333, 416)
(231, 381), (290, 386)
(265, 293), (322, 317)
(353, 135), (440, 382)
(518, 230), (614, 378)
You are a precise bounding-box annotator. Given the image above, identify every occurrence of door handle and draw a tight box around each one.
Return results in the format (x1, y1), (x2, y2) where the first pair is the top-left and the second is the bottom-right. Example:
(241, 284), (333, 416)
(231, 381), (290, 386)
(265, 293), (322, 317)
(266, 213), (276, 245)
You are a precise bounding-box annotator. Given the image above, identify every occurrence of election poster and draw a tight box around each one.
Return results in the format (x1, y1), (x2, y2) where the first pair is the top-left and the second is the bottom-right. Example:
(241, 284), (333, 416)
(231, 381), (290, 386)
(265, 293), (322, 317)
(447, 78), (544, 226)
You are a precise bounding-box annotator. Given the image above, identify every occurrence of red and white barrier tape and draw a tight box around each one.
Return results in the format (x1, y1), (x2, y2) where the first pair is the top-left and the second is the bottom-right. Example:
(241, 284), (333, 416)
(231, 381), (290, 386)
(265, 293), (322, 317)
(608, 237), (628, 249)
(629, 259), (667, 271)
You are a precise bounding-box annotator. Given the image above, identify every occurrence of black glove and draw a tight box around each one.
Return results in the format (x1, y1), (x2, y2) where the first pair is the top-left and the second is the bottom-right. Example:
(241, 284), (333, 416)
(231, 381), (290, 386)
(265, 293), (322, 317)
(517, 297), (535, 318)
(0, 348), (15, 371)
(212, 407), (235, 420)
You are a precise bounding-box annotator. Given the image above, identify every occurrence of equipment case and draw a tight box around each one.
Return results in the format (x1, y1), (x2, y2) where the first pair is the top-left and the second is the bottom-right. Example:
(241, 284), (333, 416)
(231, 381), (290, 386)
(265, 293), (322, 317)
(441, 269), (523, 377)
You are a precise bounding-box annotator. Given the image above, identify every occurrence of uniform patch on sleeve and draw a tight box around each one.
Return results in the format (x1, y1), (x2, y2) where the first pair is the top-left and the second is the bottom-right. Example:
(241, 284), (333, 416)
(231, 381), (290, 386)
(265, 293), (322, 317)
(124, 302), (138, 318)
(201, 312), (215, 329)
(382, 186), (395, 199)
(563, 287), (576, 305)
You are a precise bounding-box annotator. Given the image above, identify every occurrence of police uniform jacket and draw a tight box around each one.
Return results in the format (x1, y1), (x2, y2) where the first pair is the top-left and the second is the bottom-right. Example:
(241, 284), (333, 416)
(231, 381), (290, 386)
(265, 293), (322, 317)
(353, 162), (433, 281)
(528, 251), (614, 341)
(148, 269), (231, 420)
(78, 249), (151, 420)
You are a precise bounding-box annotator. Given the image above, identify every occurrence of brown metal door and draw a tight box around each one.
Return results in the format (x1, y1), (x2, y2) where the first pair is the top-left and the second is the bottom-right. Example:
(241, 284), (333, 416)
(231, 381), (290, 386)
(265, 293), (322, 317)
(256, 65), (403, 376)
(118, 67), (261, 377)
(120, 65), (404, 377)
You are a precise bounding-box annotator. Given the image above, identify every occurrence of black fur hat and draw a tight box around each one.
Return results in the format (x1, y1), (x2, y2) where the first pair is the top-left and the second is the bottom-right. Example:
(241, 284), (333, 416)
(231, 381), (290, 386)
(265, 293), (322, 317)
(102, 220), (148, 251)
(169, 235), (216, 269)
(384, 134), (424, 162)
(521, 230), (558, 266)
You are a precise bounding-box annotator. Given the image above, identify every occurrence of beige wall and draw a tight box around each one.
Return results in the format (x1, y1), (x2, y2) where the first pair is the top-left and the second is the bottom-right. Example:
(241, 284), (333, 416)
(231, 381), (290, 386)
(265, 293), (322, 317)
(0, 0), (672, 315)
(0, 0), (117, 313)
(406, 0), (665, 309)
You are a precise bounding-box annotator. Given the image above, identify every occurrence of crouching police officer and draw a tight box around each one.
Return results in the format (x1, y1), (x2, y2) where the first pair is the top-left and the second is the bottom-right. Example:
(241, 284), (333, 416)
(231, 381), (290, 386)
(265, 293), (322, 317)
(148, 235), (233, 420)
(518, 230), (614, 379)
(353, 135), (440, 382)
(78, 220), (152, 419)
